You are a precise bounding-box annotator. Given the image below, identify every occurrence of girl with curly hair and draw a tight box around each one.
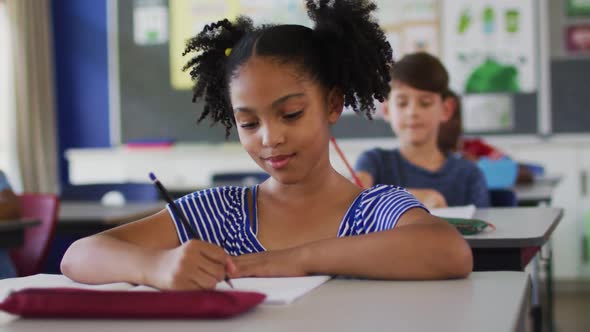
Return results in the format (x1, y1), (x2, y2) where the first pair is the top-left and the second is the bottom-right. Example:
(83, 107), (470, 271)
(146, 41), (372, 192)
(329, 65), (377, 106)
(61, 0), (472, 290)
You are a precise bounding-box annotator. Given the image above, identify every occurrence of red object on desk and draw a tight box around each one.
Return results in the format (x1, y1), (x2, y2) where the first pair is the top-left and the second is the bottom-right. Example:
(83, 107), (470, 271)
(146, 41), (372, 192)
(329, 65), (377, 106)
(0, 288), (266, 319)
(462, 138), (505, 160)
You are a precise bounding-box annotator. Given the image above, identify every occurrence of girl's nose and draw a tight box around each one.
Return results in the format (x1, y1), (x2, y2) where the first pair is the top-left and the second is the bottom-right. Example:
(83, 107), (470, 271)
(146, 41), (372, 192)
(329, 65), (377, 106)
(261, 124), (285, 148)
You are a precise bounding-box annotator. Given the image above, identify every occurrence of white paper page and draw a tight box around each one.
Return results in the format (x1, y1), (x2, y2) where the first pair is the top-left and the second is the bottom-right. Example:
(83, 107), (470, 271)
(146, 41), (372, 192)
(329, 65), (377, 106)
(216, 275), (331, 305)
(0, 274), (141, 302)
(0, 274), (330, 306)
(430, 205), (476, 219)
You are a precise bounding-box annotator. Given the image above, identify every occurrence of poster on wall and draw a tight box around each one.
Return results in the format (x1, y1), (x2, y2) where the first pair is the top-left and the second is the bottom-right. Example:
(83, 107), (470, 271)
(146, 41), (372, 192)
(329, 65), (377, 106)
(169, 0), (239, 90)
(169, 0), (441, 90)
(133, 0), (168, 46)
(462, 94), (514, 132)
(565, 24), (590, 52)
(566, 0), (590, 16)
(442, 0), (537, 93)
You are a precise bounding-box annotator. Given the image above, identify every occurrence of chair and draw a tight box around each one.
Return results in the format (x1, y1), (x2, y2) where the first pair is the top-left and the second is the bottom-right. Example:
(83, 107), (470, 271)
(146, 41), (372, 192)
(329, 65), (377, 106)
(10, 193), (60, 277)
(478, 157), (518, 189)
(489, 189), (517, 207)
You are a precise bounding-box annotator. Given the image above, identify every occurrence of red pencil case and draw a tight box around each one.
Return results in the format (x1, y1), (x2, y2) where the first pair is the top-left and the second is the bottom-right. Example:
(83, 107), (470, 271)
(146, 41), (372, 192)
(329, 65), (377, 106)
(0, 288), (266, 319)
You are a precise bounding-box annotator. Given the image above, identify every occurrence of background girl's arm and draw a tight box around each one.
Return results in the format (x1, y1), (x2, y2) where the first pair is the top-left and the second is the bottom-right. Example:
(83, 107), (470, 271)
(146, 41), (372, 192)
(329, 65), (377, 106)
(61, 210), (233, 289)
(407, 189), (448, 209)
(0, 188), (20, 220)
(232, 208), (472, 280)
(357, 171), (448, 209)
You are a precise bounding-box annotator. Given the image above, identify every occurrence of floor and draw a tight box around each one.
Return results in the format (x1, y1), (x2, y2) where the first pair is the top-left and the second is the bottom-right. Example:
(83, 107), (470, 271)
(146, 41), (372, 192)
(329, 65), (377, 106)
(552, 289), (590, 332)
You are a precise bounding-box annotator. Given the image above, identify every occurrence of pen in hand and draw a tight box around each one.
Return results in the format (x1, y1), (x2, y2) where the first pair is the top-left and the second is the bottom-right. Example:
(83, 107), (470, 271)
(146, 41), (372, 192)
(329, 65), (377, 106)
(149, 172), (234, 289)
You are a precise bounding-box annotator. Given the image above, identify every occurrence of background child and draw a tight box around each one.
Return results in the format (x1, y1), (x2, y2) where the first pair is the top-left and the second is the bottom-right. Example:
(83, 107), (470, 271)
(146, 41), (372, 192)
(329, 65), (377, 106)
(61, 0), (472, 289)
(355, 52), (490, 208)
(0, 170), (20, 278)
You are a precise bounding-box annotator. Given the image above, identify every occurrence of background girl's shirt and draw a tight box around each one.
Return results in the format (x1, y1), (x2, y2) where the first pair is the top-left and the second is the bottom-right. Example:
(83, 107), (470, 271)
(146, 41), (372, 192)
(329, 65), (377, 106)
(167, 185), (425, 256)
(0, 171), (10, 191)
(0, 170), (17, 279)
(355, 148), (490, 208)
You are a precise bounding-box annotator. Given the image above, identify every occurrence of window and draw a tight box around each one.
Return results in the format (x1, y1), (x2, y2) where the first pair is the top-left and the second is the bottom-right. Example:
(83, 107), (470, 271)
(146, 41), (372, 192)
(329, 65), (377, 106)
(0, 0), (20, 191)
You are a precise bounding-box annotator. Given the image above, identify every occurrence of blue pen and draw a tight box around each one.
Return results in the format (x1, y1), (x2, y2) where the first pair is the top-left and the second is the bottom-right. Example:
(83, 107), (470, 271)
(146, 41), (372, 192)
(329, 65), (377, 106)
(149, 172), (234, 288)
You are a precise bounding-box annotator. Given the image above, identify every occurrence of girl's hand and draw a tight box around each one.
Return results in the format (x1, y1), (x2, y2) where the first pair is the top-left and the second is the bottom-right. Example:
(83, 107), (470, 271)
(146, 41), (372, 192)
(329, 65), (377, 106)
(409, 189), (448, 209)
(422, 189), (448, 209)
(229, 247), (309, 278)
(149, 240), (235, 290)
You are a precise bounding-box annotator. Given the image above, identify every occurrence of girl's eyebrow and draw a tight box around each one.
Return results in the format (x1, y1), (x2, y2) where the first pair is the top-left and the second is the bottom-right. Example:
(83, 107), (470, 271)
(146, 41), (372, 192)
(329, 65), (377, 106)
(271, 92), (305, 109)
(234, 92), (305, 114)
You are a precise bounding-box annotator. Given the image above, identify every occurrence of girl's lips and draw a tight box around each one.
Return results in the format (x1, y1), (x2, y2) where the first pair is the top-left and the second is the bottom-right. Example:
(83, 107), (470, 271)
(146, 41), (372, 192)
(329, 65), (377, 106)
(264, 154), (295, 170)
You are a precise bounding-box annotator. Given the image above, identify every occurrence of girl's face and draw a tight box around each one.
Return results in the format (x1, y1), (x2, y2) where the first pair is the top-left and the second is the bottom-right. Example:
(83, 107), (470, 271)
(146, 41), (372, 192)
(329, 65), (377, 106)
(383, 81), (451, 147)
(229, 57), (342, 185)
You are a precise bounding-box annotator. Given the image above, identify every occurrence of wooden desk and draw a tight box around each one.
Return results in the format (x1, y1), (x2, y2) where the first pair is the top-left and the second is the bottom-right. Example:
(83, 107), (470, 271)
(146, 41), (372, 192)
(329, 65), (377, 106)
(0, 271), (530, 332)
(466, 207), (562, 271)
(0, 219), (40, 249)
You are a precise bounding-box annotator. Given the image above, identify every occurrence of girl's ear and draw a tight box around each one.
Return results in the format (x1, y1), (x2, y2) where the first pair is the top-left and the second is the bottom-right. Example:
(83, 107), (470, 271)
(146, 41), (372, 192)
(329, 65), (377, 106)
(442, 96), (456, 122)
(327, 88), (344, 124)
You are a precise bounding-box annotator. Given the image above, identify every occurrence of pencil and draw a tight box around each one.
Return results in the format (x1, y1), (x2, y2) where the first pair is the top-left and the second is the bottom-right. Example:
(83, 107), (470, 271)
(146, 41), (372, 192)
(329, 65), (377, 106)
(330, 137), (364, 188)
(149, 172), (234, 288)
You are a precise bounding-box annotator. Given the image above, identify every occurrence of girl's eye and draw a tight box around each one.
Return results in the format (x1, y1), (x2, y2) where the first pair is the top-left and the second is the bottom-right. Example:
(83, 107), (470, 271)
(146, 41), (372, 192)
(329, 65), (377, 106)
(284, 110), (303, 120)
(396, 102), (407, 108)
(420, 102), (433, 108)
(240, 122), (258, 129)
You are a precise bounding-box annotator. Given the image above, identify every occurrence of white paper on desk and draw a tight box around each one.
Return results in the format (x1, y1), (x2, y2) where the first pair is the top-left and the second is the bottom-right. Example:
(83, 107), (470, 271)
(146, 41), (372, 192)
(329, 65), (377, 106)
(0, 274), (156, 302)
(0, 274), (330, 306)
(216, 276), (331, 305)
(430, 205), (476, 219)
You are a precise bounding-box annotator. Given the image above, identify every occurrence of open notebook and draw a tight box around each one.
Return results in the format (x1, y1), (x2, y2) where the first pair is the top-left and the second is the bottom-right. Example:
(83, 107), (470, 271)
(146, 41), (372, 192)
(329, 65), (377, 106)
(0, 274), (331, 305)
(430, 205), (476, 219)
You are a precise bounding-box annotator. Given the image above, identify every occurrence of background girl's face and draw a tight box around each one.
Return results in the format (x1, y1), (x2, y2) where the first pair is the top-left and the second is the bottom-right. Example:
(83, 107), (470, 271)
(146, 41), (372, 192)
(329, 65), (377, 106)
(229, 57), (342, 185)
(384, 81), (450, 147)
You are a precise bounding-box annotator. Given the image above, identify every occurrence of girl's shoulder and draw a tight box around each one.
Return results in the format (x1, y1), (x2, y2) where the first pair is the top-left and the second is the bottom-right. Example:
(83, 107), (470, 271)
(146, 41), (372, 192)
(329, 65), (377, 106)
(343, 184), (425, 233)
(177, 186), (249, 210)
(357, 184), (419, 207)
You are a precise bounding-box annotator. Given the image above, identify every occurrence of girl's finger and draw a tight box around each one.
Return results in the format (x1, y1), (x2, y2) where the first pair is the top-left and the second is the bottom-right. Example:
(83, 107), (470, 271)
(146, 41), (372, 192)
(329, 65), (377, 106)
(199, 253), (227, 280)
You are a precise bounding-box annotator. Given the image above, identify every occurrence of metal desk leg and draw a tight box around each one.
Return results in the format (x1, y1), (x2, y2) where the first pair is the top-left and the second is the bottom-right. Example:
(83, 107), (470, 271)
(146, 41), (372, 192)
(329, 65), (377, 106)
(531, 254), (542, 332)
(543, 240), (554, 332)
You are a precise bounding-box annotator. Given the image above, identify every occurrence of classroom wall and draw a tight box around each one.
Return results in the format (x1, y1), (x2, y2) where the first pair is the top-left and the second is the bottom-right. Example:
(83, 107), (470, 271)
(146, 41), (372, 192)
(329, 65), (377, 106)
(51, 0), (110, 187)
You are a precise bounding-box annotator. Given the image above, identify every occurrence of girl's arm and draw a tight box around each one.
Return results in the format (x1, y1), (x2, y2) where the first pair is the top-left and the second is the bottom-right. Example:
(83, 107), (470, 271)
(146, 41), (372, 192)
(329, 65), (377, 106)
(232, 208), (472, 280)
(61, 210), (234, 289)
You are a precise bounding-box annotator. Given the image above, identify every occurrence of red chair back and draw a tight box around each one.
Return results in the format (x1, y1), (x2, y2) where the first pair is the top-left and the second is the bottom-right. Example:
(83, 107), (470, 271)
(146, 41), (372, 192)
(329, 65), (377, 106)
(10, 193), (59, 276)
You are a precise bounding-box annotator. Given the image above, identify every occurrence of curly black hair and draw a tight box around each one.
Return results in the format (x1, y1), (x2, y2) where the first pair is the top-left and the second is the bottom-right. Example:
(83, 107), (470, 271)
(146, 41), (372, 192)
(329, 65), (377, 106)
(183, 0), (394, 137)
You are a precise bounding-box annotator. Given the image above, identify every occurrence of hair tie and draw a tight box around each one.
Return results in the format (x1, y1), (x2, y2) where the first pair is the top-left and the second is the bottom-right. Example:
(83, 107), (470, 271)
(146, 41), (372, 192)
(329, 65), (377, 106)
(225, 48), (232, 57)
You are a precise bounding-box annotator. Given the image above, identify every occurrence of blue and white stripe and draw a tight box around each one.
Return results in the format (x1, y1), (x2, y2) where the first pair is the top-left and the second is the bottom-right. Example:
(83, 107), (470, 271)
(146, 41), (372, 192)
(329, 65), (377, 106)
(167, 184), (426, 256)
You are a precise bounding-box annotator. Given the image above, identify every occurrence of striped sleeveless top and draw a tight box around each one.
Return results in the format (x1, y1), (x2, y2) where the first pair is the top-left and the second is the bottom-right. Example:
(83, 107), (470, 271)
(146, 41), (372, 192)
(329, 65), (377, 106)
(167, 184), (425, 256)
